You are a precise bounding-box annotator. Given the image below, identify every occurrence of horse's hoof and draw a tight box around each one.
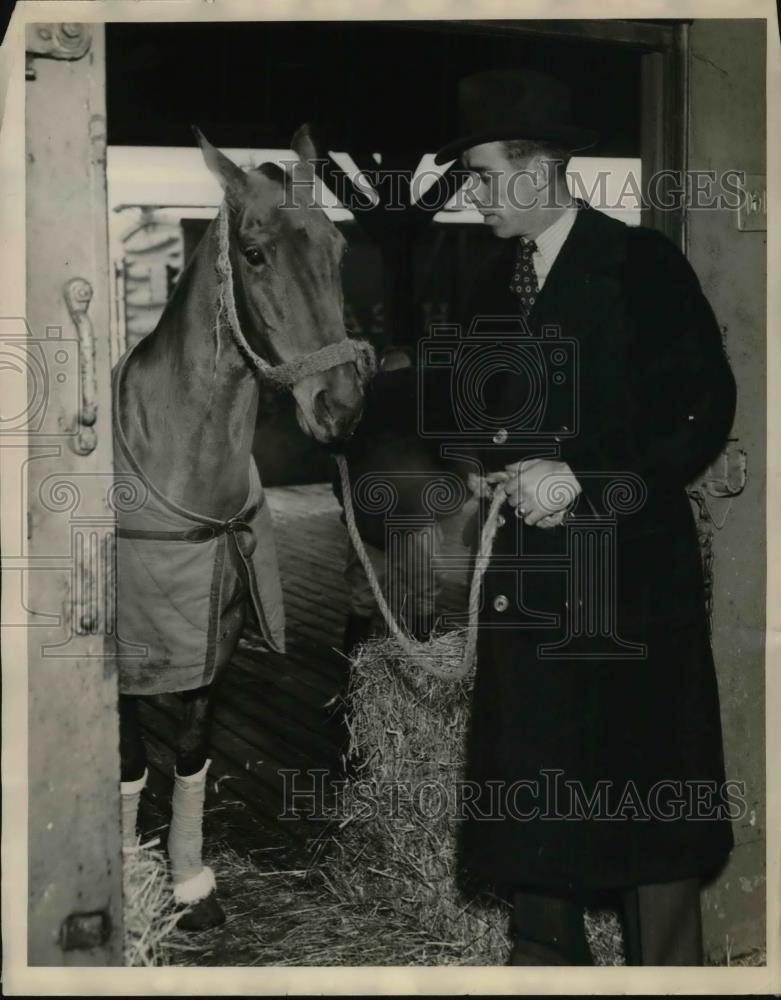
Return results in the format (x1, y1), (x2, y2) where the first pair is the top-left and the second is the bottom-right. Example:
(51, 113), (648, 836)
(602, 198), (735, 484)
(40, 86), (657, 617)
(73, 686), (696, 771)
(176, 890), (226, 932)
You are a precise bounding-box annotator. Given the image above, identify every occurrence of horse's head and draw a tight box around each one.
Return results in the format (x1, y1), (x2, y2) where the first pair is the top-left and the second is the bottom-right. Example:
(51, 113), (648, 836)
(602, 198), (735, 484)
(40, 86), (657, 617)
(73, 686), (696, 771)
(196, 126), (366, 446)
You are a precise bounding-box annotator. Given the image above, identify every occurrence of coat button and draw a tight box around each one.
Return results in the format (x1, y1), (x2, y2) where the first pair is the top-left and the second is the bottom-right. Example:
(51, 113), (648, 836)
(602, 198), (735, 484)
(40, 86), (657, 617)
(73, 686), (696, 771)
(493, 594), (509, 613)
(496, 514), (506, 528)
(492, 428), (508, 445)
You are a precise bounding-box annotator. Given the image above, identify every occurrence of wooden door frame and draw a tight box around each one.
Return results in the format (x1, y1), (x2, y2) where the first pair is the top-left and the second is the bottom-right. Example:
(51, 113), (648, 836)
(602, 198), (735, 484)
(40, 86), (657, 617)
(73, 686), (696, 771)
(24, 21), (124, 966)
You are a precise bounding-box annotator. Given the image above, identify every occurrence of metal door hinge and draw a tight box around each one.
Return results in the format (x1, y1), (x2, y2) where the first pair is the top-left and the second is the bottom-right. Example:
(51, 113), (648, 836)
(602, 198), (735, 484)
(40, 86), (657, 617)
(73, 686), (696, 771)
(26, 23), (92, 80)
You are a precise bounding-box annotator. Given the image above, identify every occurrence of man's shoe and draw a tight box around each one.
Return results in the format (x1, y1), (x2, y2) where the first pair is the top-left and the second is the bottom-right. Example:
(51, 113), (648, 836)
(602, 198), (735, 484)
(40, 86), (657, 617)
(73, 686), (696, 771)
(510, 889), (595, 966)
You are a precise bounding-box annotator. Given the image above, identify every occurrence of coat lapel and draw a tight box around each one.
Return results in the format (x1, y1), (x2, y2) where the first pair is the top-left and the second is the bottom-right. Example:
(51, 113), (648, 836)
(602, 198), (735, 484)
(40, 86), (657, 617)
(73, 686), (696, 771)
(529, 204), (625, 332)
(495, 206), (628, 422)
(472, 205), (628, 339)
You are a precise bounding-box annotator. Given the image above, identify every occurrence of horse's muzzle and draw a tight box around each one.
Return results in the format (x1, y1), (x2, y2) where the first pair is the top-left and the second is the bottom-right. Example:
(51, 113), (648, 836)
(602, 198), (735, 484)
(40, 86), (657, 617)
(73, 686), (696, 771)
(292, 360), (365, 445)
(310, 386), (363, 444)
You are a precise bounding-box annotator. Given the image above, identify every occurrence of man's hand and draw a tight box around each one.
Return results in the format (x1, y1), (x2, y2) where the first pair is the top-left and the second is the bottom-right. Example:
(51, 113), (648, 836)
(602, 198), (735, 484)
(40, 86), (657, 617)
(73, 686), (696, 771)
(486, 458), (582, 528)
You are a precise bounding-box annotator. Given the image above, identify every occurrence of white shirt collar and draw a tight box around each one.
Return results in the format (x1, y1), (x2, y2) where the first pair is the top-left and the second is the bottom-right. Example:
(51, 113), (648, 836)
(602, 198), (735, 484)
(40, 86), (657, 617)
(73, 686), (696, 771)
(526, 205), (578, 287)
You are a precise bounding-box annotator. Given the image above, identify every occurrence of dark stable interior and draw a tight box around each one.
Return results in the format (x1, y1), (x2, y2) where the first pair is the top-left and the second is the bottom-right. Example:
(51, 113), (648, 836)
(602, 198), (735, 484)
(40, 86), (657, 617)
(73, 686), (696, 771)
(107, 20), (643, 485)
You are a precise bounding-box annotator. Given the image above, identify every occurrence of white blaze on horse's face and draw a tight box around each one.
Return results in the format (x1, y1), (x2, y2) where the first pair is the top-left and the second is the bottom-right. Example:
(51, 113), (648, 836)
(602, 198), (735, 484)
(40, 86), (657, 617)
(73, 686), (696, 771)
(197, 127), (365, 445)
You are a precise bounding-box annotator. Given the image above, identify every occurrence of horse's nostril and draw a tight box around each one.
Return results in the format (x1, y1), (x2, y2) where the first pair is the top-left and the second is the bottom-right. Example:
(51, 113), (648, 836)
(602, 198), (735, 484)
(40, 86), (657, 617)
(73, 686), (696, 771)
(312, 388), (333, 426)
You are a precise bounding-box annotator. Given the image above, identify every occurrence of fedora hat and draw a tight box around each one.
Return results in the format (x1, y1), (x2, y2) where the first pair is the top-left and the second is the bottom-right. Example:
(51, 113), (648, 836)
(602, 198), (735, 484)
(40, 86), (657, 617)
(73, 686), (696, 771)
(434, 68), (598, 165)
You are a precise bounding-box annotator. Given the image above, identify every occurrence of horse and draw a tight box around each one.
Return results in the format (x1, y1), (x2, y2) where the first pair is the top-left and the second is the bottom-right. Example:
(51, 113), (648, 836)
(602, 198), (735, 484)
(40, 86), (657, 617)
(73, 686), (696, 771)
(112, 126), (374, 930)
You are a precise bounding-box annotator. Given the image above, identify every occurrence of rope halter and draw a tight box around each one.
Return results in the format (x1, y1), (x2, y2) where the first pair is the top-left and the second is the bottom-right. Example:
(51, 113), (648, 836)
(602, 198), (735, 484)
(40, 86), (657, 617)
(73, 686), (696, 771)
(214, 199), (377, 388)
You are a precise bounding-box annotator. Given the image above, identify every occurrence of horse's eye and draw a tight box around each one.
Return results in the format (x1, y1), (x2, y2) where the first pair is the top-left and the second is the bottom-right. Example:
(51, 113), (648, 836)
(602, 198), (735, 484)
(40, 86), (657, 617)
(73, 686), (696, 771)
(245, 247), (267, 268)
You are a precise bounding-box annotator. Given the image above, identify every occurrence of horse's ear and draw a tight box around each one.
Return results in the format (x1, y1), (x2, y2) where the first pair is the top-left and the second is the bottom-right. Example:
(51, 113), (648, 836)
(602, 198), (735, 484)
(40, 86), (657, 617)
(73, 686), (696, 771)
(289, 123), (320, 201)
(193, 126), (247, 202)
(291, 123), (319, 167)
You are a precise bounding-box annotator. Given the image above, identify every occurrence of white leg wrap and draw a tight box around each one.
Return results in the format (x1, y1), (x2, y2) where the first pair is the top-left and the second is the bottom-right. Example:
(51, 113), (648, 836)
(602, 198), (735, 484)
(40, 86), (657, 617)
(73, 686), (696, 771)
(120, 768), (148, 849)
(168, 758), (212, 896)
(172, 865), (216, 904)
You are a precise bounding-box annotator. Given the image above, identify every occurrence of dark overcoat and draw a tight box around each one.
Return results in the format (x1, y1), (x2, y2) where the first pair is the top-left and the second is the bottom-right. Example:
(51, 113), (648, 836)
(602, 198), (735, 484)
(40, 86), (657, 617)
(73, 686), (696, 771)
(452, 205), (737, 896)
(352, 205), (736, 896)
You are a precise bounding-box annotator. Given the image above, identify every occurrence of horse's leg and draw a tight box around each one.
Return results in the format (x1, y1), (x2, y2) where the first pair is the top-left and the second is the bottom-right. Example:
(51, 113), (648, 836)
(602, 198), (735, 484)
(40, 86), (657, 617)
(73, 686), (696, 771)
(118, 694), (148, 848)
(168, 684), (225, 930)
(175, 684), (213, 777)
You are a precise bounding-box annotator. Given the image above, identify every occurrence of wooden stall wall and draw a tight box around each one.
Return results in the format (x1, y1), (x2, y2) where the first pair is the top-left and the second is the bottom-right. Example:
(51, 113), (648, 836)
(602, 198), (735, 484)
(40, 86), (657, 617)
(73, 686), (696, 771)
(686, 18), (767, 961)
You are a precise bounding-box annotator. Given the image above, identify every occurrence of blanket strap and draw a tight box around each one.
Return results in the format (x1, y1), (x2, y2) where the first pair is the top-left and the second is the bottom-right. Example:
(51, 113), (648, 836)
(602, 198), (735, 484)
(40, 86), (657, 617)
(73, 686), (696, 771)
(118, 519), (253, 543)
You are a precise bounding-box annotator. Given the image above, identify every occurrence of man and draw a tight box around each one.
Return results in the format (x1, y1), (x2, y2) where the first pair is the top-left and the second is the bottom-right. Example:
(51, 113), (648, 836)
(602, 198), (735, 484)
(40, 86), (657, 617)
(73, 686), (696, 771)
(416, 69), (735, 965)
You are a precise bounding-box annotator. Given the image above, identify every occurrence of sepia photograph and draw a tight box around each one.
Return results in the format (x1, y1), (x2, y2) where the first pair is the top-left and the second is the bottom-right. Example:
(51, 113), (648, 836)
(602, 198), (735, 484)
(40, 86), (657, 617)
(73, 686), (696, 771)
(0, 1), (776, 992)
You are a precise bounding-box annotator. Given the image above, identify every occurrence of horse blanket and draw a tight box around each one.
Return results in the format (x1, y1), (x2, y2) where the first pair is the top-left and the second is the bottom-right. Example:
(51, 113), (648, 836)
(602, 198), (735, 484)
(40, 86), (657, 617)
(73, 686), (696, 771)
(112, 352), (285, 696)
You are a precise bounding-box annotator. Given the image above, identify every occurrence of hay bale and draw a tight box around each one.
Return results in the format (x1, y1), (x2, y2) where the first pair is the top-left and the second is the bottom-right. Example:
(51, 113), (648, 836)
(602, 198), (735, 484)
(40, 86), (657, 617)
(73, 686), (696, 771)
(325, 634), (511, 964)
(584, 906), (625, 965)
(122, 838), (181, 966)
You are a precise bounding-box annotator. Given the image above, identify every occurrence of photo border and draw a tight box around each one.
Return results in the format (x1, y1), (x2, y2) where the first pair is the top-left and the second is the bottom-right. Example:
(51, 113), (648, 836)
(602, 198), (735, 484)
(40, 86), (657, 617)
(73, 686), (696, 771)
(1, 0), (778, 994)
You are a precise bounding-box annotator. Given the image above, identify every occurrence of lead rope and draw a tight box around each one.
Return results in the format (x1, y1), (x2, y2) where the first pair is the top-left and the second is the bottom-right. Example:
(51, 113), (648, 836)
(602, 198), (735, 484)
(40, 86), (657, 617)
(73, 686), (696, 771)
(335, 454), (506, 680)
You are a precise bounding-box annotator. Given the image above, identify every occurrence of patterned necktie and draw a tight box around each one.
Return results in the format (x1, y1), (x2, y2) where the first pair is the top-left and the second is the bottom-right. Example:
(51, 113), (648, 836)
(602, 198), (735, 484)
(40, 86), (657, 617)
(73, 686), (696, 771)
(510, 237), (539, 316)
